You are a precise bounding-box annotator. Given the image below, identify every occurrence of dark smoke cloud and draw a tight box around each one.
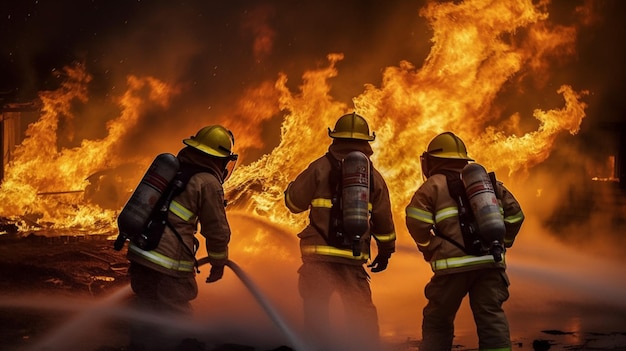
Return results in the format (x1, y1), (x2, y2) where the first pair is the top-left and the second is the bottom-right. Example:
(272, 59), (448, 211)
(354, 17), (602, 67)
(0, 0), (435, 160)
(0, 1), (429, 101)
(1, 1), (623, 131)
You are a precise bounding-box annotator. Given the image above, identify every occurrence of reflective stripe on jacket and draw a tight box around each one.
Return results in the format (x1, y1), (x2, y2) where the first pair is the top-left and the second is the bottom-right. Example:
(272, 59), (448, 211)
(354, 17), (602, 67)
(431, 253), (505, 271)
(127, 158), (231, 277)
(301, 245), (370, 260)
(285, 140), (396, 266)
(128, 244), (196, 272)
(127, 199), (198, 274)
(405, 168), (524, 275)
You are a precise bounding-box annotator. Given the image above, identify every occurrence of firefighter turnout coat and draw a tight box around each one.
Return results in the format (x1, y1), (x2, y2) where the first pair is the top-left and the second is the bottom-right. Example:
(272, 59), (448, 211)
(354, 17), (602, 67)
(127, 147), (231, 278)
(405, 165), (524, 274)
(285, 140), (396, 265)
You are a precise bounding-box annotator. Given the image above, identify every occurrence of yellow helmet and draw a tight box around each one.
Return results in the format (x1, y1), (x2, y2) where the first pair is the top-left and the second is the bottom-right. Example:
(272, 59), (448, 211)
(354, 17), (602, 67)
(183, 125), (238, 160)
(426, 132), (474, 160)
(328, 112), (376, 141)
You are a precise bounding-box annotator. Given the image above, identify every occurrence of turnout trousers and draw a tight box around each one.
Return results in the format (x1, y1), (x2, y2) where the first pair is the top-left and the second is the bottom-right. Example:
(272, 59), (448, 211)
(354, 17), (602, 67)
(421, 268), (511, 351)
(298, 261), (381, 351)
(128, 262), (198, 350)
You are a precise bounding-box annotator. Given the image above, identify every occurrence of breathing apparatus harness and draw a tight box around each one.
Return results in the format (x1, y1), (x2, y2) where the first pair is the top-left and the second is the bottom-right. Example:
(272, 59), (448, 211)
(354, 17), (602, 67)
(316, 152), (375, 255)
(431, 169), (502, 258)
(161, 163), (222, 273)
(122, 162), (221, 273)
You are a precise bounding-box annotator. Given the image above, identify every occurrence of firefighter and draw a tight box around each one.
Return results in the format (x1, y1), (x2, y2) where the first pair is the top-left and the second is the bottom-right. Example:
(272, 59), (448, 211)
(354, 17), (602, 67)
(405, 132), (525, 351)
(284, 112), (396, 351)
(126, 125), (238, 350)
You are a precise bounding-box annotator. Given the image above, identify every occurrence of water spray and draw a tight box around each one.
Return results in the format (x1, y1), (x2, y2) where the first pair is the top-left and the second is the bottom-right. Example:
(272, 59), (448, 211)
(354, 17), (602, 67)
(24, 284), (134, 351)
(199, 257), (309, 351)
(18, 256), (308, 351)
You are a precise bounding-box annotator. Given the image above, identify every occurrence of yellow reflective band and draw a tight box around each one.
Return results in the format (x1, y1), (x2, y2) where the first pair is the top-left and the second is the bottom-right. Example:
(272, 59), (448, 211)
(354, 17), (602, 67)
(504, 210), (524, 224)
(208, 251), (228, 260)
(308, 198), (373, 212)
(129, 244), (195, 272)
(310, 199), (372, 211)
(373, 231), (396, 242)
(311, 198), (332, 208)
(417, 240), (430, 247)
(435, 206), (458, 223)
(285, 193), (307, 213)
(431, 254), (505, 271)
(169, 200), (196, 222)
(301, 245), (369, 260)
(406, 207), (434, 224)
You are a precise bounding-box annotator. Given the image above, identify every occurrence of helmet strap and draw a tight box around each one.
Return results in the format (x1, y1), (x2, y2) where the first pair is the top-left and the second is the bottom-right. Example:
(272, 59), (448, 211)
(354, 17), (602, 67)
(420, 152), (430, 179)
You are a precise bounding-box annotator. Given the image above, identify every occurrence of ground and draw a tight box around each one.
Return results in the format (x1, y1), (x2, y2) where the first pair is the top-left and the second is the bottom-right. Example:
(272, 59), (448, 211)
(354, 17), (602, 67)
(1, 233), (625, 351)
(0, 233), (130, 351)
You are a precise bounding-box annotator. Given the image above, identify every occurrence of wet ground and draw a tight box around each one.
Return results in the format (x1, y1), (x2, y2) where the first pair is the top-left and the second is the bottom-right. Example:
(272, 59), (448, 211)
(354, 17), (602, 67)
(1, 233), (625, 351)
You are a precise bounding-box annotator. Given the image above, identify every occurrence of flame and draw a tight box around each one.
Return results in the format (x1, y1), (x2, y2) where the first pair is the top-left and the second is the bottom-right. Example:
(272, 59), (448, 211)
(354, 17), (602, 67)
(226, 0), (588, 230)
(0, 64), (178, 232)
(0, 0), (590, 234)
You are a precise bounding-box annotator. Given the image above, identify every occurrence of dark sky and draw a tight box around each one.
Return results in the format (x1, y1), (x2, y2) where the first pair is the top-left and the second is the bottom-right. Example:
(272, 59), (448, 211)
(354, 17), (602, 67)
(0, 1), (432, 105)
(2, 1), (622, 101)
(0, 0), (625, 161)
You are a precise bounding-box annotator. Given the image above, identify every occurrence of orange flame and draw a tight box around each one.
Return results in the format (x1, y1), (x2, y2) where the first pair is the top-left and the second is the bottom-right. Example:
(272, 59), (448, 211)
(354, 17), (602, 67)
(0, 0), (589, 234)
(0, 64), (178, 232)
(226, 0), (588, 230)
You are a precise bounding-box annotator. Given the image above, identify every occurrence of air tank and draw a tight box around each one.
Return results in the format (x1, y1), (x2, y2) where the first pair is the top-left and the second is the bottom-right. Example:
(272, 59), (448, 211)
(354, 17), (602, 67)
(115, 153), (180, 250)
(341, 151), (370, 256)
(461, 163), (505, 261)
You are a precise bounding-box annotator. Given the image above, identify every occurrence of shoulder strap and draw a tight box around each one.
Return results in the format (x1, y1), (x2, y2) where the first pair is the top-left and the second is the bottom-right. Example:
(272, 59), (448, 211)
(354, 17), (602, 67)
(488, 171), (501, 200)
(173, 163), (220, 195)
(321, 152), (376, 249)
(322, 153), (345, 247)
(162, 162), (217, 273)
(432, 170), (481, 255)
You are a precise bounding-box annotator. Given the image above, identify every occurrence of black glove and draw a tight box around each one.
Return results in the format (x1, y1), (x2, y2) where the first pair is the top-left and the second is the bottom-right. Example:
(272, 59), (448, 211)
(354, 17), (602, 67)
(367, 254), (390, 273)
(206, 264), (225, 283)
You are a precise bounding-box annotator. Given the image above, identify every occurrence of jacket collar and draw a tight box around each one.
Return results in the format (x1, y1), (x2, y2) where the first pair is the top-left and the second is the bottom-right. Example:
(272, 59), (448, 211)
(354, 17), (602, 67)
(327, 139), (373, 160)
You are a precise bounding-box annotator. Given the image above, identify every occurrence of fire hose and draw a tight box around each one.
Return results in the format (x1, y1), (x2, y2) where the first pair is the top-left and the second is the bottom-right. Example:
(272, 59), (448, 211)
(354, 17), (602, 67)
(28, 257), (307, 351)
(198, 257), (309, 351)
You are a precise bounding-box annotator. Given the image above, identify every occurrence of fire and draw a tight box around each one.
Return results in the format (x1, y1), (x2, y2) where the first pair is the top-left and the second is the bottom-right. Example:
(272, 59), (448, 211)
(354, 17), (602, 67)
(226, 0), (588, 229)
(0, 0), (590, 234)
(0, 64), (178, 232)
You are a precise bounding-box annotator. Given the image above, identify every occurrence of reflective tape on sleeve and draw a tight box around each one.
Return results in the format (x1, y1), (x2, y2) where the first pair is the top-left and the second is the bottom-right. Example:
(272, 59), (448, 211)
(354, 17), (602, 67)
(373, 231), (396, 243)
(406, 207), (434, 224)
(169, 200), (196, 222)
(434, 206), (459, 223)
(504, 210), (524, 224)
(208, 250), (228, 260)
